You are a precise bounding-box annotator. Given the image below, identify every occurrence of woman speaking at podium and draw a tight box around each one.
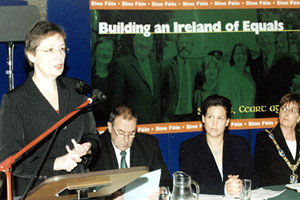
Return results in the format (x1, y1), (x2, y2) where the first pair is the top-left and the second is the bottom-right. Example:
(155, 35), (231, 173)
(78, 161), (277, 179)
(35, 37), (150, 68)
(0, 21), (100, 197)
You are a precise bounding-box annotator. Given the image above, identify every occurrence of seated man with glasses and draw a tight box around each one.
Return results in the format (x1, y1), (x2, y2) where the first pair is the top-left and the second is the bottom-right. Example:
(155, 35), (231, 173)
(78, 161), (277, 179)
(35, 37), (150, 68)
(89, 105), (172, 199)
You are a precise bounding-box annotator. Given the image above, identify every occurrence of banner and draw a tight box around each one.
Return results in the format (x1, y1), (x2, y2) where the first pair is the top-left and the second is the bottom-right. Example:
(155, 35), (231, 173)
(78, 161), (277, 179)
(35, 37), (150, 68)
(97, 117), (278, 134)
(89, 0), (300, 132)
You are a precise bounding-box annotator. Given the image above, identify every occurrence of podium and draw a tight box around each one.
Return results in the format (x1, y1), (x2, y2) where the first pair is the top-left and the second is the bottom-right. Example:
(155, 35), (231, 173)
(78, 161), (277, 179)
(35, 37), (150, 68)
(25, 166), (148, 200)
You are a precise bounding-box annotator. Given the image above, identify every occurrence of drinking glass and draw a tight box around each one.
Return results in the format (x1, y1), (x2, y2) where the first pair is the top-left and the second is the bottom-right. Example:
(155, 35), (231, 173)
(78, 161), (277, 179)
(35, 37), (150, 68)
(240, 179), (251, 200)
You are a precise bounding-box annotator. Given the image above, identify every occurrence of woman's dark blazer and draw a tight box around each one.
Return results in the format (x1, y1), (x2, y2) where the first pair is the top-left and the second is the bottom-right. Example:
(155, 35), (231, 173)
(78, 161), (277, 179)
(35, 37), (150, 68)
(0, 75), (100, 195)
(254, 124), (300, 186)
(179, 133), (259, 195)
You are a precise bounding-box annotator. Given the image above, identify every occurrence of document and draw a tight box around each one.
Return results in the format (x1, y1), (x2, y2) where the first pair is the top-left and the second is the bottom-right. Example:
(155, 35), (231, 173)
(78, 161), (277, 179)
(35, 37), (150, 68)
(124, 169), (161, 200)
(250, 188), (286, 200)
(198, 188), (286, 200)
(286, 183), (300, 192)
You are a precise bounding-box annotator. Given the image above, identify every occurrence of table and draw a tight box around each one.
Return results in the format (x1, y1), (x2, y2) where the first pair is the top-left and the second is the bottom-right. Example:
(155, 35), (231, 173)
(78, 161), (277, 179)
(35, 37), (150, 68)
(263, 185), (300, 199)
(196, 185), (300, 200)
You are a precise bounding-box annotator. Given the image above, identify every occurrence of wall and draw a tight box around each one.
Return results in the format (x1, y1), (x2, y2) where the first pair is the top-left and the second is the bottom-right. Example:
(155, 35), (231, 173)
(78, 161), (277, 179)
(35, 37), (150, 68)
(27, 0), (47, 20)
(48, 0), (92, 83)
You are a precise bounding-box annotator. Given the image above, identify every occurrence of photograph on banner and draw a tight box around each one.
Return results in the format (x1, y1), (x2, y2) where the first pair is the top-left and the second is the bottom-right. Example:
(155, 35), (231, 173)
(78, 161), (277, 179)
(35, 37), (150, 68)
(90, 9), (300, 127)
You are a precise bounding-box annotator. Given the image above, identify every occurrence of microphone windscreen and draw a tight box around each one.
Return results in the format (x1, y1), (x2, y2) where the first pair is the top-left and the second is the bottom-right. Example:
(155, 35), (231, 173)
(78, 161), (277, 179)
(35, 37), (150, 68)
(93, 89), (107, 101)
(74, 80), (86, 94)
(75, 80), (93, 94)
(75, 80), (107, 101)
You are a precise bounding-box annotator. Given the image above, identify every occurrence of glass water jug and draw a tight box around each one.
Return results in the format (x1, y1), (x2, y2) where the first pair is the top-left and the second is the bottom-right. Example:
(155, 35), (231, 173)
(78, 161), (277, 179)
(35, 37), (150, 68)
(171, 171), (200, 200)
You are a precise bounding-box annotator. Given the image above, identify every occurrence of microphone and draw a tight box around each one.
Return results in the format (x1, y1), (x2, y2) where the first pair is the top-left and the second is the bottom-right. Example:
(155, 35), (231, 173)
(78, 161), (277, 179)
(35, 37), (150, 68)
(75, 80), (107, 101)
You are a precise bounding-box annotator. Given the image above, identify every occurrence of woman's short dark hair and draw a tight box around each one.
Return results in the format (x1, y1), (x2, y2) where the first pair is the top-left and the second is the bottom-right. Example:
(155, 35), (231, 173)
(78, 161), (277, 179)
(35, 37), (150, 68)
(25, 21), (66, 66)
(201, 94), (232, 119)
(109, 105), (137, 124)
(279, 93), (300, 112)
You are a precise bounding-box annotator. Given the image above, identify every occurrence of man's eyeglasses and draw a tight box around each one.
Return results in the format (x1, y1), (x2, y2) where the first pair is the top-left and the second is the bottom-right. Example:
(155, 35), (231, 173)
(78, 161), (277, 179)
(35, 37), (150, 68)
(280, 106), (299, 114)
(36, 47), (69, 55)
(111, 125), (136, 138)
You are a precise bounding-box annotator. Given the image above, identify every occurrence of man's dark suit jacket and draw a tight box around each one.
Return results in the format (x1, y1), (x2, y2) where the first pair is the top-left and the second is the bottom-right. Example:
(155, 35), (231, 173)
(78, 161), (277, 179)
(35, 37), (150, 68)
(0, 75), (100, 196)
(250, 52), (296, 117)
(179, 133), (259, 195)
(254, 124), (300, 186)
(89, 130), (172, 188)
(110, 54), (163, 124)
(162, 56), (201, 121)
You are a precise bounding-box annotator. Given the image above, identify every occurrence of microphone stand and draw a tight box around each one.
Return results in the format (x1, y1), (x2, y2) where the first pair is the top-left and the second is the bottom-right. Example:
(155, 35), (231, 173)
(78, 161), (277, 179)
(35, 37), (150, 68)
(0, 97), (94, 200)
(6, 42), (15, 91)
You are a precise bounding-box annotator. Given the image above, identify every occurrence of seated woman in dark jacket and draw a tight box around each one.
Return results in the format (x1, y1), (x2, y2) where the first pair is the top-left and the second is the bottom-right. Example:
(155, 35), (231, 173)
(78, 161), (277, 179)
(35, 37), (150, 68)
(255, 93), (300, 186)
(179, 95), (259, 196)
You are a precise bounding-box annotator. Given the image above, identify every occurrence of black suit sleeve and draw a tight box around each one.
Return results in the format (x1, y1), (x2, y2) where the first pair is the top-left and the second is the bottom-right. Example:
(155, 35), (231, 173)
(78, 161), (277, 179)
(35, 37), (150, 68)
(0, 94), (26, 163)
(235, 137), (260, 189)
(79, 109), (101, 169)
(150, 137), (172, 188)
(254, 131), (273, 186)
(179, 141), (198, 181)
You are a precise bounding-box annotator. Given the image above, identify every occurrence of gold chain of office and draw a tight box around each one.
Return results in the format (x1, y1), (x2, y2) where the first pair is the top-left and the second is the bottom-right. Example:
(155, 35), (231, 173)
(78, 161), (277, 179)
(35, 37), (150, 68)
(266, 129), (300, 184)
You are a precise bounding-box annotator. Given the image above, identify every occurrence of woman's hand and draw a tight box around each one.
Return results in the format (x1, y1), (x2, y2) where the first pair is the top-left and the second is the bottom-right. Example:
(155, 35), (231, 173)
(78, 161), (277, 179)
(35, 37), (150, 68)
(66, 139), (91, 157)
(147, 187), (160, 200)
(225, 175), (242, 197)
(53, 139), (91, 172)
(53, 151), (81, 172)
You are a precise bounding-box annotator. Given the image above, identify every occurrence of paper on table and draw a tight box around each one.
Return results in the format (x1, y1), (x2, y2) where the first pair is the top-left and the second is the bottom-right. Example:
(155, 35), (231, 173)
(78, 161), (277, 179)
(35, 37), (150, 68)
(124, 169), (161, 200)
(197, 194), (226, 200)
(250, 188), (286, 200)
(286, 183), (300, 192)
(197, 187), (285, 200)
